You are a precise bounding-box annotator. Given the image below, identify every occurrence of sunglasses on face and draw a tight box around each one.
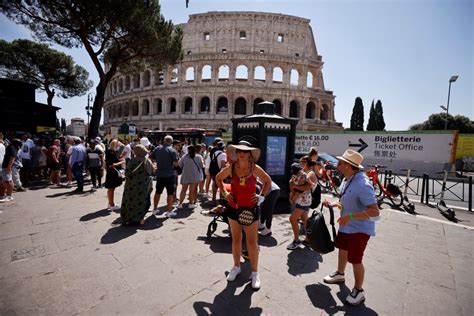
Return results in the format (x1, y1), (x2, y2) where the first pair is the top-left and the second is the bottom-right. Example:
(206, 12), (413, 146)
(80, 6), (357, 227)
(236, 149), (250, 154)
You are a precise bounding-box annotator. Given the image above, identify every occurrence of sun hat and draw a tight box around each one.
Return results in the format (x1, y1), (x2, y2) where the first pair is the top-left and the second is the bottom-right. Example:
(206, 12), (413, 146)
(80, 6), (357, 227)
(227, 140), (261, 162)
(336, 149), (364, 169)
(140, 137), (151, 147)
(133, 144), (149, 157)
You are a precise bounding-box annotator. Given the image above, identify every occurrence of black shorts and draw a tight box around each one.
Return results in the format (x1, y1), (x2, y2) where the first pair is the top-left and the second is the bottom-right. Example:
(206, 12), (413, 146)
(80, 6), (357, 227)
(155, 176), (176, 195)
(48, 162), (60, 171)
(226, 206), (260, 223)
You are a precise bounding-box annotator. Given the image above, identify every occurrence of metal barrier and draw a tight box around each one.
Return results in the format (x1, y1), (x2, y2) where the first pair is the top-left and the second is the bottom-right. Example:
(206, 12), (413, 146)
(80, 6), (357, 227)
(388, 170), (472, 212)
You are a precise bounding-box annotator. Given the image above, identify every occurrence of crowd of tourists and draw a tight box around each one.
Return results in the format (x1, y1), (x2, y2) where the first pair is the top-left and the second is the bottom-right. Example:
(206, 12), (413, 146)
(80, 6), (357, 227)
(0, 131), (380, 305)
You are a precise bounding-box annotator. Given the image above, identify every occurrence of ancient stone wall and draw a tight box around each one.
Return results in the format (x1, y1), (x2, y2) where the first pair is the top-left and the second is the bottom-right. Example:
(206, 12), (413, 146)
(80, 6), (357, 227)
(103, 11), (343, 132)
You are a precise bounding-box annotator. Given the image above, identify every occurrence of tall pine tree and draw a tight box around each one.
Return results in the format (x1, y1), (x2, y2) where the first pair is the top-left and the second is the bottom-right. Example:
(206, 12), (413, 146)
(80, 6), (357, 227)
(367, 100), (377, 130)
(61, 118), (67, 133)
(375, 100), (386, 131)
(350, 97), (364, 131)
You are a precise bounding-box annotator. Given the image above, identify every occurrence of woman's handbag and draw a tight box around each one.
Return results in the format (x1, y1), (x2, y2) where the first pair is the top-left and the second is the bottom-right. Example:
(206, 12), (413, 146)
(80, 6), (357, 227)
(114, 168), (126, 179)
(236, 207), (258, 226)
(174, 165), (183, 175)
(306, 205), (336, 254)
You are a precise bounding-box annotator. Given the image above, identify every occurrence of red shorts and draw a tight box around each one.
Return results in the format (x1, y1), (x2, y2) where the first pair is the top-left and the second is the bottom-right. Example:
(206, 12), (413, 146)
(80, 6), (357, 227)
(335, 232), (370, 264)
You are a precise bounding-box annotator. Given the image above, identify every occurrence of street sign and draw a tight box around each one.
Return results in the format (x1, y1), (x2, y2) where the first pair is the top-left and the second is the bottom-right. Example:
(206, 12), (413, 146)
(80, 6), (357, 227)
(295, 131), (455, 163)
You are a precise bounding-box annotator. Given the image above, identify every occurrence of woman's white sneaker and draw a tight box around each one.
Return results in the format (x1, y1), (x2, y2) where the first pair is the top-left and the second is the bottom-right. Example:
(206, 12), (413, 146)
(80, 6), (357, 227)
(226, 266), (241, 282)
(250, 272), (261, 290)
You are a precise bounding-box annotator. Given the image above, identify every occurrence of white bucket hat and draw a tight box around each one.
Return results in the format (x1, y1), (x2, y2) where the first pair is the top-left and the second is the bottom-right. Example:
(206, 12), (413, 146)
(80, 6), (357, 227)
(227, 140), (261, 162)
(337, 149), (364, 169)
(140, 137), (151, 147)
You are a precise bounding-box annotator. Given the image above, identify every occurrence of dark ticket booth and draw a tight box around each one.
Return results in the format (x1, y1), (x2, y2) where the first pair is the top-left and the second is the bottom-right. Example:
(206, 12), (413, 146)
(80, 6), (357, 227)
(231, 101), (298, 204)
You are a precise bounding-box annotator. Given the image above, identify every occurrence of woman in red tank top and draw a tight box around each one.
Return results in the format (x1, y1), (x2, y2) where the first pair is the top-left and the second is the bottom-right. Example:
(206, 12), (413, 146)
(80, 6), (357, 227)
(216, 141), (271, 291)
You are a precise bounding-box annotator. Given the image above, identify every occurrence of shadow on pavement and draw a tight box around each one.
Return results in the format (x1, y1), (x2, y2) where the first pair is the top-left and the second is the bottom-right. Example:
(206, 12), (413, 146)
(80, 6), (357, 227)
(193, 278), (262, 316)
(100, 216), (166, 244)
(45, 189), (96, 198)
(174, 206), (194, 219)
(196, 235), (232, 254)
(306, 282), (378, 315)
(287, 247), (322, 276)
(80, 208), (111, 221)
(258, 235), (277, 247)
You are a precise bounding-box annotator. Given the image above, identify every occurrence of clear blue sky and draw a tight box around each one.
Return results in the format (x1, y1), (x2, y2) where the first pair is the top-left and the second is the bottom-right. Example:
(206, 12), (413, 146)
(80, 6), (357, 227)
(1, 0), (472, 130)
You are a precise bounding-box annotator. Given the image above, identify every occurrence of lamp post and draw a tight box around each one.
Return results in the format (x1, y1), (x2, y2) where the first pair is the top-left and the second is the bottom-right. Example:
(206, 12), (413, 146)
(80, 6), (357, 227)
(85, 93), (94, 126)
(443, 75), (459, 130)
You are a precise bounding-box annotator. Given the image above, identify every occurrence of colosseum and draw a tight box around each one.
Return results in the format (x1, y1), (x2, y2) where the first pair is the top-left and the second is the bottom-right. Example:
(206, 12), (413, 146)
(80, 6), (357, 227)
(103, 11), (343, 133)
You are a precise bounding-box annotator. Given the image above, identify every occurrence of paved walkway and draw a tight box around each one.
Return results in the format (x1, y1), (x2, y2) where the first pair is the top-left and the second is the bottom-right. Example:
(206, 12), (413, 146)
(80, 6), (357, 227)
(0, 182), (472, 315)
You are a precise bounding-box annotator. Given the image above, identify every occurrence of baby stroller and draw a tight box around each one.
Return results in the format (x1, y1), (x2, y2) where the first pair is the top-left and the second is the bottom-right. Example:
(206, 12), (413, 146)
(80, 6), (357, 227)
(205, 199), (230, 239)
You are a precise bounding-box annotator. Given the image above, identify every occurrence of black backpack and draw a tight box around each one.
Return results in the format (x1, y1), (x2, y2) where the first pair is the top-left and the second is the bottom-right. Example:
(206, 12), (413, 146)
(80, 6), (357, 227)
(209, 151), (223, 176)
(306, 205), (336, 254)
(310, 184), (322, 209)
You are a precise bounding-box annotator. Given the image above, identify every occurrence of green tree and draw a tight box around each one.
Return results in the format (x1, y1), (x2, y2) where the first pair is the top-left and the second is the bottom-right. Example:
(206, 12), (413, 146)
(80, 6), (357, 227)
(1, 0), (183, 138)
(366, 100), (376, 131)
(55, 118), (60, 131)
(0, 39), (92, 106)
(409, 113), (474, 133)
(375, 100), (386, 131)
(350, 97), (364, 131)
(61, 118), (67, 133)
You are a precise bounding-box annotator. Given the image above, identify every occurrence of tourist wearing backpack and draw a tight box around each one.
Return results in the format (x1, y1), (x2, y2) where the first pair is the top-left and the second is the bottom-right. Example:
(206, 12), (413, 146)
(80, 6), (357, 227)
(209, 141), (226, 202)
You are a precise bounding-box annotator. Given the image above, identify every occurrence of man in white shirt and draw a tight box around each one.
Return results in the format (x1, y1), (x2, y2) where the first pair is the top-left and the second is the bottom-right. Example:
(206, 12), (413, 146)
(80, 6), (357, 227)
(120, 139), (132, 168)
(0, 133), (5, 182)
(20, 133), (34, 186)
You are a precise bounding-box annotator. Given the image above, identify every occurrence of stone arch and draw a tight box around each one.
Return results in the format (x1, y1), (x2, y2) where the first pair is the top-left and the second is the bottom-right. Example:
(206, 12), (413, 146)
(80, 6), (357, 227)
(253, 97), (264, 114)
(289, 100), (299, 118)
(272, 99), (282, 115)
(125, 76), (131, 90)
(201, 65), (212, 81)
(133, 74), (140, 89)
(184, 97), (193, 113)
(290, 69), (299, 86)
(320, 103), (329, 120)
(117, 104), (123, 117)
(118, 78), (123, 93)
(153, 98), (163, 115)
(143, 70), (151, 87)
(273, 67), (283, 83)
(186, 67), (195, 81)
(168, 97), (177, 113)
(113, 81), (117, 95)
(142, 99), (150, 116)
(171, 68), (178, 84)
(218, 65), (229, 80)
(236, 65), (248, 81)
(200, 96), (211, 113)
(305, 101), (316, 119)
(306, 72), (313, 88)
(217, 96), (228, 113)
(131, 100), (139, 116)
(234, 97), (247, 115)
(123, 102), (130, 117)
(254, 66), (266, 82)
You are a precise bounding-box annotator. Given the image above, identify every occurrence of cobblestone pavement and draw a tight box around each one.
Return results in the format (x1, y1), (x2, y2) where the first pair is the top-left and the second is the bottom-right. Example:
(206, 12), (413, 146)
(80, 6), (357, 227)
(0, 182), (472, 315)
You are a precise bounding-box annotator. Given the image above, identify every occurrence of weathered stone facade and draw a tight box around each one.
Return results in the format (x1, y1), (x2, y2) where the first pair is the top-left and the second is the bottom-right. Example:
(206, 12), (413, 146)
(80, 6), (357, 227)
(103, 11), (343, 132)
